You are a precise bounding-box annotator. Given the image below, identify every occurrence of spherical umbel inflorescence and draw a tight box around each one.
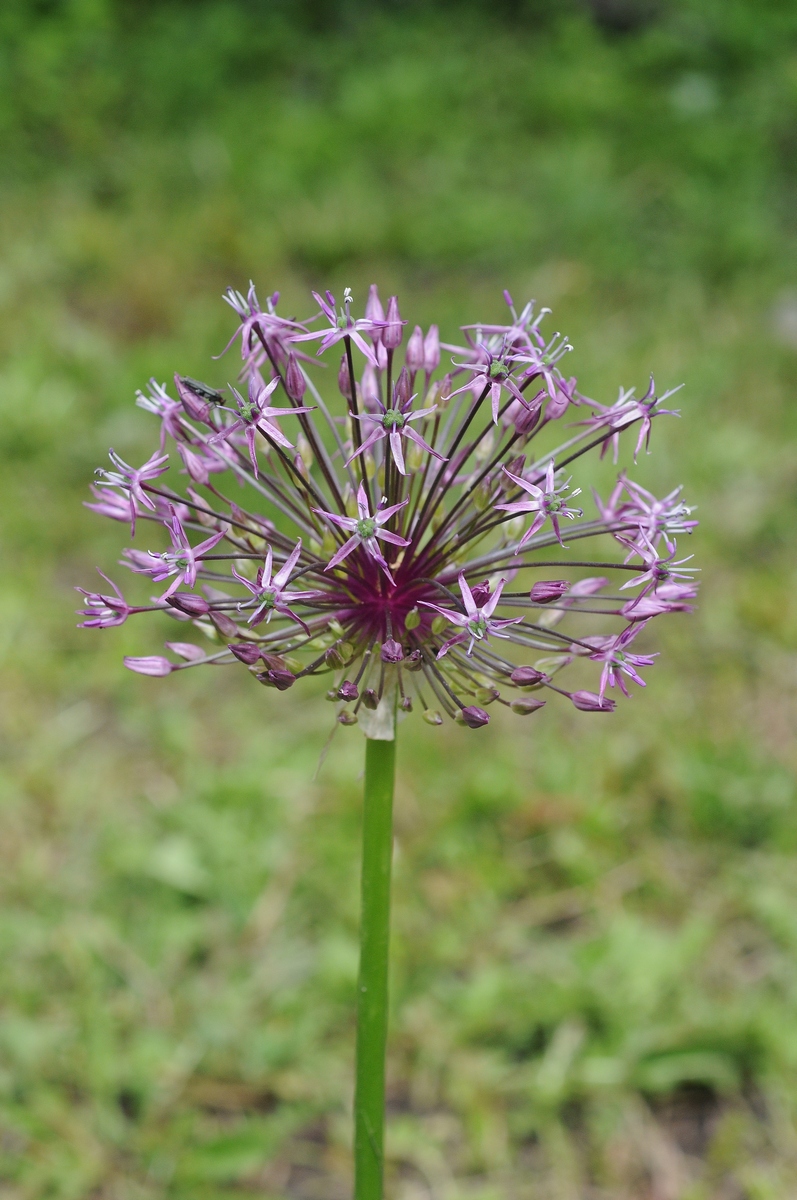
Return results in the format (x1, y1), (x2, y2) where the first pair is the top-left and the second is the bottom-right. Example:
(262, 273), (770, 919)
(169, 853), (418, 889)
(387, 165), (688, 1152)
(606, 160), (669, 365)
(79, 283), (698, 729)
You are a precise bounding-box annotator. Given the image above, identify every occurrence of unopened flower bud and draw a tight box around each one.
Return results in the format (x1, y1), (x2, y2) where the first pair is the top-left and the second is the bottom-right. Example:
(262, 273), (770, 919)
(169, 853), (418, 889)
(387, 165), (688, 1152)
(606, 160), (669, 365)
(210, 610), (239, 637)
(469, 580), (492, 606)
(406, 438), (424, 472)
(530, 580), (569, 603)
(178, 445), (210, 485)
(284, 353), (306, 402)
(325, 644), (345, 669)
(431, 616), (448, 636)
(325, 688), (338, 702)
(338, 354), (352, 398)
(297, 433), (313, 471)
(406, 326), (425, 373)
(383, 295), (404, 351)
(474, 686), (499, 705)
(338, 711), (358, 725)
(473, 478), (492, 511)
(362, 688), (379, 710)
(174, 375), (212, 423)
(393, 366), (411, 408)
(167, 593), (210, 616)
(422, 709), (443, 726)
(361, 363), (381, 414)
(365, 284), (385, 337)
(545, 385), (571, 421)
(257, 668), (295, 691)
(404, 606), (421, 631)
(261, 651), (288, 672)
(510, 666), (549, 688)
(512, 394), (543, 436)
(338, 680), (359, 702)
(436, 373), (453, 410)
(457, 705), (490, 729)
(228, 641), (262, 665)
(400, 696), (413, 712)
(404, 650), (423, 672)
(380, 638), (404, 663)
(510, 697), (546, 715)
(423, 325), (440, 373)
(569, 690), (615, 712)
(124, 655), (173, 676)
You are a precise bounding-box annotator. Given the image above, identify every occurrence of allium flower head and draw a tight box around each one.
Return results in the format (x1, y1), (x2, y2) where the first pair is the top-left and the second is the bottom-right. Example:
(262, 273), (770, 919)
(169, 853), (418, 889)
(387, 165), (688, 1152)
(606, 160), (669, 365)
(80, 283), (698, 728)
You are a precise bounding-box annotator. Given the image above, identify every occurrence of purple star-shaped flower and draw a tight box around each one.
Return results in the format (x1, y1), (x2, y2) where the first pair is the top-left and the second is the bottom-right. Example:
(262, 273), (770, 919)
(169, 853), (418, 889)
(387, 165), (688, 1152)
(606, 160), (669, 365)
(209, 375), (313, 478)
(347, 390), (446, 476)
(94, 448), (170, 536)
(313, 483), (410, 584)
(449, 345), (530, 424)
(216, 282), (307, 367)
(420, 573), (522, 658)
(618, 532), (699, 603)
(588, 622), (659, 700)
(577, 377), (682, 463)
(136, 379), (185, 448)
(76, 571), (143, 628)
(123, 507), (228, 599)
(291, 288), (382, 366)
(232, 539), (314, 633)
(496, 460), (583, 551)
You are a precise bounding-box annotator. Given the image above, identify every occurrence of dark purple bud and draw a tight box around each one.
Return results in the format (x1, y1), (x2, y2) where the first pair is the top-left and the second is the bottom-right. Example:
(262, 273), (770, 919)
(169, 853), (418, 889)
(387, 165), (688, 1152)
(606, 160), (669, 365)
(530, 580), (570, 604)
(569, 690), (615, 713)
(380, 638), (404, 663)
(383, 296), (403, 351)
(261, 651), (288, 672)
(405, 326), (425, 373)
(400, 696), (413, 712)
(210, 610), (238, 637)
(459, 705), (490, 729)
(284, 353), (306, 402)
(469, 580), (492, 607)
(404, 650), (423, 672)
(257, 668), (295, 691)
(506, 454), (526, 476)
(338, 680), (359, 702)
(510, 666), (549, 687)
(362, 688), (379, 710)
(167, 593), (210, 617)
(174, 374), (212, 423)
(510, 697), (546, 715)
(228, 642), (262, 665)
(338, 354), (352, 398)
(423, 325), (440, 373)
(393, 367), (411, 408)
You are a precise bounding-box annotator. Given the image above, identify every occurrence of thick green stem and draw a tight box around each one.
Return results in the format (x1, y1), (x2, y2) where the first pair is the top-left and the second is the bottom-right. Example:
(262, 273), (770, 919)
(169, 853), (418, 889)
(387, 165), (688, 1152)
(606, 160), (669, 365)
(354, 735), (396, 1200)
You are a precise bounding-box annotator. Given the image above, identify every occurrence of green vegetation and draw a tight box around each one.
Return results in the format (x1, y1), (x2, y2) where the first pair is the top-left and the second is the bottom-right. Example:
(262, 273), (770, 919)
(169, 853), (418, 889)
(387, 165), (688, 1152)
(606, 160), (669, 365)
(2, 1), (797, 1195)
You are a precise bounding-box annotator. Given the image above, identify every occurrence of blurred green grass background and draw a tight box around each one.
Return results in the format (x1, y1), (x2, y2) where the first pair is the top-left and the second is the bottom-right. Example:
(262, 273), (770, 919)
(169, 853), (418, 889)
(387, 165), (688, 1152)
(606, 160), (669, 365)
(2, 1), (797, 1196)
